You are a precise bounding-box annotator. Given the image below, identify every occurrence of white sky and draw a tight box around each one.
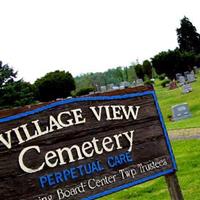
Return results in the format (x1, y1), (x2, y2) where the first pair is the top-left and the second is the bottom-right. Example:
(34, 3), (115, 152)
(0, 0), (200, 83)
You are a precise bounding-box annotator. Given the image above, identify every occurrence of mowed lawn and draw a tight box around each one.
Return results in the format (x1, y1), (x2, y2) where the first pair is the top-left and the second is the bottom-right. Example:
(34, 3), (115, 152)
(100, 139), (200, 200)
(154, 74), (200, 130)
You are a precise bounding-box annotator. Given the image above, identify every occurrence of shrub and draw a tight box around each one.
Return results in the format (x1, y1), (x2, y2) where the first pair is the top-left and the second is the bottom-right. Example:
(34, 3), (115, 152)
(76, 87), (95, 96)
(158, 74), (166, 80)
(161, 79), (170, 87)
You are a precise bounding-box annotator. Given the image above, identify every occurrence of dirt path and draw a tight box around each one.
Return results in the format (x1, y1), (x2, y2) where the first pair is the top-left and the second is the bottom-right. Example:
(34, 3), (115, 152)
(168, 128), (200, 140)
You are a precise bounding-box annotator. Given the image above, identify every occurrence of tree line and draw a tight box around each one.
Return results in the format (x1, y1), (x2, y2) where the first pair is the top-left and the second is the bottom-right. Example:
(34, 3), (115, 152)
(76, 16), (200, 90)
(0, 64), (75, 109)
(1, 16), (200, 109)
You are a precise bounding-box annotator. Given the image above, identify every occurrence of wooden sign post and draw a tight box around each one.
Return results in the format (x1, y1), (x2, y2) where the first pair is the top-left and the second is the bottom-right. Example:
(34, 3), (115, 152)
(0, 86), (183, 199)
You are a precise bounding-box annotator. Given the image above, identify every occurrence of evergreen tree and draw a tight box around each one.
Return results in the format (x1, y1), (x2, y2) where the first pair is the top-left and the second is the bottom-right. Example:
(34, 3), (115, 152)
(0, 61), (35, 108)
(177, 16), (200, 53)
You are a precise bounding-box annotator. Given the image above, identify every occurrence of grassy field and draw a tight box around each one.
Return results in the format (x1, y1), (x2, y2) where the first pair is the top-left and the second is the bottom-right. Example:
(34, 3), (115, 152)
(154, 74), (200, 130)
(100, 139), (200, 200)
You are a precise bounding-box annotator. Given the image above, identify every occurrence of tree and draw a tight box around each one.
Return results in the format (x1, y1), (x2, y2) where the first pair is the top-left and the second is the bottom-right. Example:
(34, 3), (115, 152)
(127, 65), (137, 82)
(0, 80), (35, 108)
(0, 61), (35, 108)
(34, 70), (75, 102)
(142, 60), (152, 79)
(0, 61), (17, 88)
(177, 16), (200, 53)
(151, 49), (196, 79)
(134, 64), (144, 79)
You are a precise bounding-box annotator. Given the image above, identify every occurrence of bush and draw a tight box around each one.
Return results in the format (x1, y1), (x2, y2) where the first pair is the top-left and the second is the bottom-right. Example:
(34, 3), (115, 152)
(76, 87), (95, 96)
(161, 79), (170, 87)
(34, 70), (75, 102)
(0, 80), (35, 108)
(158, 74), (166, 80)
(144, 79), (154, 86)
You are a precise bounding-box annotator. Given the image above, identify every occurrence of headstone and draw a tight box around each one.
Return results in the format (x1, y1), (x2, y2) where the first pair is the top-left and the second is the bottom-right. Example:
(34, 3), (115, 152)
(100, 86), (107, 92)
(89, 91), (95, 95)
(136, 79), (144, 86)
(120, 81), (130, 88)
(112, 86), (120, 90)
(182, 83), (192, 94)
(184, 71), (190, 79)
(107, 83), (114, 91)
(131, 80), (136, 87)
(172, 103), (192, 121)
(176, 73), (182, 80)
(178, 76), (185, 86)
(193, 66), (199, 74)
(186, 73), (195, 83)
(191, 70), (195, 76)
(169, 80), (177, 90)
(150, 78), (155, 83)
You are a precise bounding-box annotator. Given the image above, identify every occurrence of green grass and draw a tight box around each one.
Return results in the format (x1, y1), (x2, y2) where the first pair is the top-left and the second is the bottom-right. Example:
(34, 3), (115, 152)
(154, 74), (200, 130)
(100, 139), (200, 200)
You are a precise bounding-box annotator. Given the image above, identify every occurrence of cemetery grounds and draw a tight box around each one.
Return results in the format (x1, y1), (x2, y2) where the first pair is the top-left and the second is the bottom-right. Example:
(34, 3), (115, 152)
(101, 74), (200, 200)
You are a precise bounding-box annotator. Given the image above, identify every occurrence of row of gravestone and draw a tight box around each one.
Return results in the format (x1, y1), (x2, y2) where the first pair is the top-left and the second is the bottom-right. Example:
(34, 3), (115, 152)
(170, 66), (200, 121)
(168, 66), (199, 93)
(100, 79), (144, 92)
(176, 70), (196, 86)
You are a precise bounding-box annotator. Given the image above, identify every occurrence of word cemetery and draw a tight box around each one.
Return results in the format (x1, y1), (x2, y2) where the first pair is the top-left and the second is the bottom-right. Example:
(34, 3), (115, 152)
(0, 86), (180, 200)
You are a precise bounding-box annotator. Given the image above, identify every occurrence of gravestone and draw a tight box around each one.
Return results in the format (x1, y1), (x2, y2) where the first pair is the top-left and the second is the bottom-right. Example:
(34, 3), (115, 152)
(166, 83), (170, 88)
(89, 91), (95, 95)
(193, 66), (199, 74)
(136, 79), (144, 86)
(172, 103), (192, 121)
(150, 78), (155, 84)
(176, 73), (182, 80)
(107, 83), (114, 91)
(178, 76), (185, 86)
(169, 80), (177, 90)
(100, 86), (107, 92)
(184, 71), (190, 79)
(191, 70), (195, 76)
(112, 85), (120, 90)
(131, 81), (136, 87)
(186, 73), (196, 83)
(182, 83), (192, 94)
(120, 81), (130, 88)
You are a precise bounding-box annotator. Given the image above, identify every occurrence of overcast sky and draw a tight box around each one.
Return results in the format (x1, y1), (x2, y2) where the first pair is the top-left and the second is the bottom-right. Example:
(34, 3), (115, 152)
(0, 0), (200, 83)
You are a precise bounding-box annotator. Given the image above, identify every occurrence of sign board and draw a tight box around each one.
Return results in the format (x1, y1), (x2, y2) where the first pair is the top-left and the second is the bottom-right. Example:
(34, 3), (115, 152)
(0, 87), (176, 200)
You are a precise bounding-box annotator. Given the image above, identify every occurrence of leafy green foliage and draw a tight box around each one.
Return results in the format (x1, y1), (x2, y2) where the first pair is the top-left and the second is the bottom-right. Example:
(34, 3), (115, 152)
(161, 79), (170, 87)
(177, 16), (200, 53)
(0, 61), (35, 109)
(158, 74), (166, 80)
(144, 79), (154, 86)
(0, 61), (17, 87)
(134, 64), (144, 79)
(76, 87), (95, 96)
(34, 70), (75, 102)
(75, 66), (137, 92)
(142, 60), (152, 79)
(151, 49), (199, 79)
(151, 17), (200, 79)
(0, 80), (35, 108)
